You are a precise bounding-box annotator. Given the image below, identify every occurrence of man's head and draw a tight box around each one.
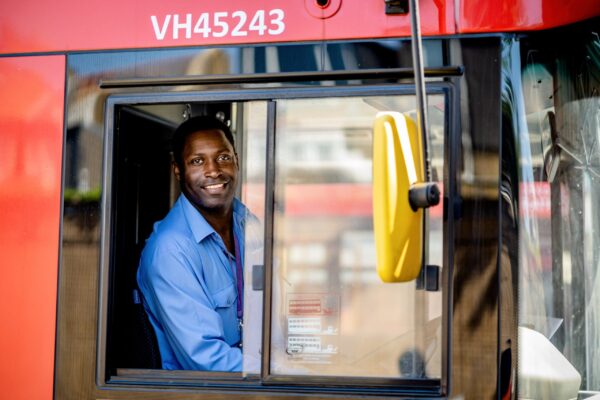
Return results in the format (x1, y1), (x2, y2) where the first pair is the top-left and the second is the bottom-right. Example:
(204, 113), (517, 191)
(172, 115), (235, 168)
(171, 115), (238, 216)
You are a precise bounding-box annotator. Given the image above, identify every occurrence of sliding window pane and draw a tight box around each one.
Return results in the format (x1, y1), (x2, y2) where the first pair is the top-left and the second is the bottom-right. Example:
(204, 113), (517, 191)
(270, 95), (445, 379)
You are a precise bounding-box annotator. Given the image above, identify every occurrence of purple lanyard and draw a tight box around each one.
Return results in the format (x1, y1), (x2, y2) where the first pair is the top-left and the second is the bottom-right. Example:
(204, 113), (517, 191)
(233, 234), (243, 320)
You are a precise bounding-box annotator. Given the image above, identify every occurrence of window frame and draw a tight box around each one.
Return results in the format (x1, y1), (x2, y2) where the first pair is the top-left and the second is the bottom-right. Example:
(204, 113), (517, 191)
(97, 82), (456, 397)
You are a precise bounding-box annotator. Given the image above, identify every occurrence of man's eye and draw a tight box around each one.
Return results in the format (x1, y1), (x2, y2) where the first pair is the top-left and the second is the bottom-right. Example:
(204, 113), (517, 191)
(218, 154), (232, 162)
(190, 158), (203, 165)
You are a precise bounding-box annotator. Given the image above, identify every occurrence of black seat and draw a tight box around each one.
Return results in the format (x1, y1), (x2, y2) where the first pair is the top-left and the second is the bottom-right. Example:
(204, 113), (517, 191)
(131, 288), (162, 369)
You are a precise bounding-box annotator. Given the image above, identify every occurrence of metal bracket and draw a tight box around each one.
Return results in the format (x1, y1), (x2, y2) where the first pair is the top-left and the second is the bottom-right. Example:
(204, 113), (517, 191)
(416, 265), (440, 292)
(252, 264), (264, 291)
(385, 0), (409, 14)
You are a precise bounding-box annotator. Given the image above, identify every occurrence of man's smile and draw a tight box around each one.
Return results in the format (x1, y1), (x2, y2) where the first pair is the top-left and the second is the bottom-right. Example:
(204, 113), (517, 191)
(202, 181), (228, 194)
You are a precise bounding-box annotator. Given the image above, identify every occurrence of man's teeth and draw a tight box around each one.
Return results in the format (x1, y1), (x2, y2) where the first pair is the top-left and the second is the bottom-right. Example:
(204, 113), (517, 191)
(205, 183), (225, 189)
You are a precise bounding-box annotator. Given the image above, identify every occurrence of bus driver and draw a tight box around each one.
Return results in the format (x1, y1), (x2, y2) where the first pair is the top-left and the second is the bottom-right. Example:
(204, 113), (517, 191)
(137, 115), (258, 372)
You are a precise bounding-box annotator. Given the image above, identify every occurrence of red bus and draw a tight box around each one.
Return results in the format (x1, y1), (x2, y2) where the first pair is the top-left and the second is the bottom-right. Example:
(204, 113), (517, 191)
(1, 0), (599, 399)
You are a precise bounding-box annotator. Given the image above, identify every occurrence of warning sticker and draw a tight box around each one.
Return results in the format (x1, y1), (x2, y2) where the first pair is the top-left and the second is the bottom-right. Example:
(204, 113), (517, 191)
(285, 293), (340, 364)
(288, 317), (321, 334)
(289, 299), (322, 315)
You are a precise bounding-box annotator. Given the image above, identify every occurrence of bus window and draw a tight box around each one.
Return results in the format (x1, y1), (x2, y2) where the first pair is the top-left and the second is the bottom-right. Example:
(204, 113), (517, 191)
(515, 27), (600, 398)
(268, 94), (445, 380)
(95, 83), (450, 395)
(101, 100), (267, 377)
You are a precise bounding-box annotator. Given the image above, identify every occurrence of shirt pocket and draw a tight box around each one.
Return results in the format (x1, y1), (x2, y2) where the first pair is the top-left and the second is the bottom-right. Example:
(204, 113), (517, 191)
(211, 283), (237, 309)
(210, 283), (240, 345)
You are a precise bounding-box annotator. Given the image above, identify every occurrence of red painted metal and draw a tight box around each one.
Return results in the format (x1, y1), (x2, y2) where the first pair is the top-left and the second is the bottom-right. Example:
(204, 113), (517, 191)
(0, 55), (65, 400)
(458, 0), (600, 33)
(0, 0), (454, 54)
(1, 0), (599, 55)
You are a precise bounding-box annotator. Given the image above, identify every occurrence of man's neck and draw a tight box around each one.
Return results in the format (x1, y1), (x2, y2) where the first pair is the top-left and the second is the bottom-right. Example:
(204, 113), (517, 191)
(199, 206), (235, 254)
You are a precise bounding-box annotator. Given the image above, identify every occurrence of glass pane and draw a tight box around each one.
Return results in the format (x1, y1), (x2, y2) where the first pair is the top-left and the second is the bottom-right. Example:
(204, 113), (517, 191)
(270, 95), (445, 379)
(517, 30), (600, 398)
(240, 101), (267, 375)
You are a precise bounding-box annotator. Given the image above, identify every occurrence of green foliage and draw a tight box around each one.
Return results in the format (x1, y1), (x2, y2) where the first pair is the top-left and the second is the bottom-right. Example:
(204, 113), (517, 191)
(64, 187), (101, 204)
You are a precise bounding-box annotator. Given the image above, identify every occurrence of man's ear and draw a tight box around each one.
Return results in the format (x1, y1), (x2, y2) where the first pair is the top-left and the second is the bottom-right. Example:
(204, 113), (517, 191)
(173, 161), (182, 181)
(235, 152), (240, 169)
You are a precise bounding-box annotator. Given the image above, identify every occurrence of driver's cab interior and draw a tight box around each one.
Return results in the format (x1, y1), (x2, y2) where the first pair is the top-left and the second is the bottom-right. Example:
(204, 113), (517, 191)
(106, 102), (236, 372)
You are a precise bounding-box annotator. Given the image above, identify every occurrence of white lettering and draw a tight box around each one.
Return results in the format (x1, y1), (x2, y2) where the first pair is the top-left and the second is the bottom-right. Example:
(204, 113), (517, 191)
(268, 9), (285, 35)
(193, 13), (212, 38)
(151, 15), (171, 40)
(173, 13), (192, 39)
(248, 10), (267, 35)
(231, 11), (248, 36)
(212, 12), (229, 37)
(151, 10), (286, 41)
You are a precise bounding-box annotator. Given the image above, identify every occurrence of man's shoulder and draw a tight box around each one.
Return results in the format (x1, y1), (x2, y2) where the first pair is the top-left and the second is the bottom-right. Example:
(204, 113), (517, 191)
(139, 210), (197, 278)
(145, 201), (194, 251)
(155, 204), (188, 235)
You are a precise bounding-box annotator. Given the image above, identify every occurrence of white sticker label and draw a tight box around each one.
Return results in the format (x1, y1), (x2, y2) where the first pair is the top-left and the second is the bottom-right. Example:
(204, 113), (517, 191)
(285, 293), (340, 364)
(151, 9), (285, 41)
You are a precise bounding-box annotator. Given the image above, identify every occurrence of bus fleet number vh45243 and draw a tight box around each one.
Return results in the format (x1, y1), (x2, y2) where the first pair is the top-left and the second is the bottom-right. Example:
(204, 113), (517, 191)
(151, 9), (285, 40)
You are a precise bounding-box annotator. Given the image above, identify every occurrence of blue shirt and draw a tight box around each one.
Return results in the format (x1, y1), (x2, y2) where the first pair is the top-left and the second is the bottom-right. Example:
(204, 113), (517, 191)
(137, 194), (256, 372)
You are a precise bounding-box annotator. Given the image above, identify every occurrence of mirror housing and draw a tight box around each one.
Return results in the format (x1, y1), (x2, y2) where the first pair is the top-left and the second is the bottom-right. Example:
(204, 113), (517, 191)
(372, 112), (434, 282)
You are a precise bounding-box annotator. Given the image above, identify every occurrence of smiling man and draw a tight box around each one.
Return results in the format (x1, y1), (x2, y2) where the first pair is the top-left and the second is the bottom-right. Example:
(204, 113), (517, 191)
(137, 115), (255, 371)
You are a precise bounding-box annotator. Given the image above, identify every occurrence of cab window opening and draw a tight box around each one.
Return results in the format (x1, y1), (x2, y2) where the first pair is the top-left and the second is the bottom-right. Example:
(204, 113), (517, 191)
(99, 88), (449, 396)
(106, 101), (258, 375)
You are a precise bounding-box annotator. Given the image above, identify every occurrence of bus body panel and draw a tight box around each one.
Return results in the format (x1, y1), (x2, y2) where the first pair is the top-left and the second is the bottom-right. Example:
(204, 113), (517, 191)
(458, 0), (600, 33)
(0, 0), (455, 54)
(1, 0), (599, 55)
(0, 55), (65, 400)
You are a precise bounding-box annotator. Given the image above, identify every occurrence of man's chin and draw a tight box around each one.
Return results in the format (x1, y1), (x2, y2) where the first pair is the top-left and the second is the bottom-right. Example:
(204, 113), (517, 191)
(201, 202), (227, 211)
(189, 195), (233, 214)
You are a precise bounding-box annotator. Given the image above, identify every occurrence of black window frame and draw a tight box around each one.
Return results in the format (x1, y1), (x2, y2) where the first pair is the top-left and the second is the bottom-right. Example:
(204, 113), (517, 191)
(97, 82), (457, 397)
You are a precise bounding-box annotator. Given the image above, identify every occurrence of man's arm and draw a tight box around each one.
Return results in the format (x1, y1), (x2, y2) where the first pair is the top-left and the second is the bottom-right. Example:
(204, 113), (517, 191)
(138, 238), (243, 371)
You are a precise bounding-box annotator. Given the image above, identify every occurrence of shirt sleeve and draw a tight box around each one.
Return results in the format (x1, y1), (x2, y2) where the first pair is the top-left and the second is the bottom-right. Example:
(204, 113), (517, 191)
(138, 236), (243, 372)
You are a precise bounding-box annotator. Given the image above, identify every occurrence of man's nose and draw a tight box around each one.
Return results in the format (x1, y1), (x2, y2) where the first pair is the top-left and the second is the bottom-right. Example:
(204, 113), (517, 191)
(203, 159), (221, 177)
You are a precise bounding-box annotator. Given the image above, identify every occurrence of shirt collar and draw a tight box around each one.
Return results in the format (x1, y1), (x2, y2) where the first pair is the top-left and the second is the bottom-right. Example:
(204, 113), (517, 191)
(178, 194), (247, 244)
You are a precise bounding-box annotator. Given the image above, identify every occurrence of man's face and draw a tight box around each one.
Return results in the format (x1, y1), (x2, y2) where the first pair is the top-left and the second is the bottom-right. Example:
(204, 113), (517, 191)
(174, 129), (238, 215)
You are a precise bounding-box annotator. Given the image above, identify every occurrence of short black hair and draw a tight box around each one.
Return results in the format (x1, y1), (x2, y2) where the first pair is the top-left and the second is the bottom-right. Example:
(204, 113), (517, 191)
(171, 115), (235, 167)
